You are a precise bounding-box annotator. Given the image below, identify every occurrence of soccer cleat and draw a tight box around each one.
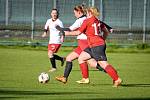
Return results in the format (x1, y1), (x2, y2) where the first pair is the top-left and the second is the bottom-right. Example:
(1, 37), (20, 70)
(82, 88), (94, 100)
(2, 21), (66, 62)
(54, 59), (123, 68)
(76, 78), (90, 84)
(55, 76), (67, 84)
(113, 78), (122, 87)
(61, 57), (65, 66)
(48, 68), (57, 72)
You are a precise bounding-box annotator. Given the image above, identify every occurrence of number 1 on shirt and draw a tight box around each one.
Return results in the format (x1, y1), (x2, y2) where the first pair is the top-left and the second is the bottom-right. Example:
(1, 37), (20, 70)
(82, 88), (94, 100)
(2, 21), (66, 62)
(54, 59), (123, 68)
(92, 23), (101, 35)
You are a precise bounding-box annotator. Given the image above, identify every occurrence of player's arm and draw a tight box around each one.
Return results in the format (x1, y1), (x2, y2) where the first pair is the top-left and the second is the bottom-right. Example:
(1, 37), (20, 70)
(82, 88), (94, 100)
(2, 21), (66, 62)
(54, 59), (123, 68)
(65, 30), (81, 36)
(99, 21), (110, 39)
(100, 21), (113, 33)
(56, 19), (80, 36)
(42, 20), (49, 37)
(101, 26), (110, 40)
(65, 19), (87, 36)
(42, 29), (48, 37)
(56, 25), (80, 36)
(62, 28), (71, 31)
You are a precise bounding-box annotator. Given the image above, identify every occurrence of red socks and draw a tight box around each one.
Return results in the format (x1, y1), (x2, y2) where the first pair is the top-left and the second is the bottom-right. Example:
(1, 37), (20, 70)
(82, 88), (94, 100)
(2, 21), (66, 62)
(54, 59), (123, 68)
(105, 65), (119, 81)
(79, 63), (89, 79)
(79, 63), (119, 81)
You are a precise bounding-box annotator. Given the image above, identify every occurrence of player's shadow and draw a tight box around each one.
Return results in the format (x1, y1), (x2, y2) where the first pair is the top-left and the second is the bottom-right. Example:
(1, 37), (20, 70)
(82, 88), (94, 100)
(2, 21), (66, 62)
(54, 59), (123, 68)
(0, 89), (98, 96)
(0, 89), (150, 100)
(121, 83), (150, 87)
(0, 97), (22, 100)
(90, 83), (150, 88)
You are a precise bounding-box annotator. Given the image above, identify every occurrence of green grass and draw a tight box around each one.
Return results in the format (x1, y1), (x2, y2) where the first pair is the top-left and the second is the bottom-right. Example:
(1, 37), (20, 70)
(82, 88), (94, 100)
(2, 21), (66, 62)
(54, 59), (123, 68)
(0, 48), (150, 100)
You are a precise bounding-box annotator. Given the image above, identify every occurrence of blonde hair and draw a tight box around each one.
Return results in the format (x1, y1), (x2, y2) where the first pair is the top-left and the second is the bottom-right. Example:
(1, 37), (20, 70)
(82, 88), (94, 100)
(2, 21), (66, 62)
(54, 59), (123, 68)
(86, 7), (100, 17)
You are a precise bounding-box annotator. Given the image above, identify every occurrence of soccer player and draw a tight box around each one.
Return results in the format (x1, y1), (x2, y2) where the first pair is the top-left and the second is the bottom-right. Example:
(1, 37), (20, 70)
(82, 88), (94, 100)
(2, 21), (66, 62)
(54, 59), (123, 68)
(58, 7), (122, 87)
(42, 8), (65, 72)
(56, 6), (112, 84)
(56, 5), (104, 84)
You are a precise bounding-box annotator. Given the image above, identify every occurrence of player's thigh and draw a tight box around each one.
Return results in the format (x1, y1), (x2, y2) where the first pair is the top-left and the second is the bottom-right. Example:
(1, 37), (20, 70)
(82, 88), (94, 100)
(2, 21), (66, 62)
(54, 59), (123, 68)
(87, 58), (97, 68)
(48, 50), (54, 58)
(48, 44), (61, 57)
(66, 51), (79, 62)
(78, 51), (91, 64)
(74, 46), (82, 55)
(48, 44), (61, 53)
(91, 45), (107, 61)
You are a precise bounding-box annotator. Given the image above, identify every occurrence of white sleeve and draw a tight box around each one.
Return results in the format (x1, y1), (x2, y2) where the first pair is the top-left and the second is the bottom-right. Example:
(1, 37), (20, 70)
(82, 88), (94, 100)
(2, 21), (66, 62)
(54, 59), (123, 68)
(58, 21), (64, 28)
(44, 20), (49, 30)
(69, 20), (80, 31)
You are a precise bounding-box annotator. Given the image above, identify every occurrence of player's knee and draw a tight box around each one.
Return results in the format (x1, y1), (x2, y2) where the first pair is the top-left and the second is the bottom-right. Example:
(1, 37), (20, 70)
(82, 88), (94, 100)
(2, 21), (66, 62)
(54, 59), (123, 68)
(48, 55), (53, 58)
(78, 56), (84, 64)
(98, 61), (109, 69)
(66, 56), (73, 62)
(48, 53), (53, 58)
(87, 59), (97, 68)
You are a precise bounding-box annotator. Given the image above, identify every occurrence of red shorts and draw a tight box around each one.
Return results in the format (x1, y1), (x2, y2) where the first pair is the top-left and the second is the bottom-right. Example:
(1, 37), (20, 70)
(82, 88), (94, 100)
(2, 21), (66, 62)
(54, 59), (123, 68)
(74, 39), (89, 55)
(74, 47), (82, 55)
(48, 44), (61, 53)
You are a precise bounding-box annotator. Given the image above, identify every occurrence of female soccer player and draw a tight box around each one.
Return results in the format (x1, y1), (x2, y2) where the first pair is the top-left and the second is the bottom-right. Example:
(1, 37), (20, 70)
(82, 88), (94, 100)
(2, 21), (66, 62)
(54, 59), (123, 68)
(42, 9), (65, 72)
(56, 5), (92, 84)
(58, 7), (122, 87)
(56, 6), (113, 84)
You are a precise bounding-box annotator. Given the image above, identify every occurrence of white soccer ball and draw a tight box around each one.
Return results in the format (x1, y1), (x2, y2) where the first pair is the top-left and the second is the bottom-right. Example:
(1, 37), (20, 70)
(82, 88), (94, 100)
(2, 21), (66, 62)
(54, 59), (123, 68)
(38, 72), (50, 83)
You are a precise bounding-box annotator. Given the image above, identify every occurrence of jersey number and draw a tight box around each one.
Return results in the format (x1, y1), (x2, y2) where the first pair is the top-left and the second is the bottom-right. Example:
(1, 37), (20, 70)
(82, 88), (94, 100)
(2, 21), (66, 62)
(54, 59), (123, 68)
(92, 23), (101, 35)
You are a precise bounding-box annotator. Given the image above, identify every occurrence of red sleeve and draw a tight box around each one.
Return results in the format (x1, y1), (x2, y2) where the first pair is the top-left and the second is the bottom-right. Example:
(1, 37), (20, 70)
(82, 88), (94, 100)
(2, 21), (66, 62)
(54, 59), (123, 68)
(78, 20), (87, 33)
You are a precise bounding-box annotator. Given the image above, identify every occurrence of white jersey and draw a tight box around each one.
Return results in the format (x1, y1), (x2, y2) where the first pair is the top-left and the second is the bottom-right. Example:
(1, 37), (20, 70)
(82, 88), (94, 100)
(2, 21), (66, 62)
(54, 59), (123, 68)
(44, 18), (63, 44)
(69, 16), (87, 40)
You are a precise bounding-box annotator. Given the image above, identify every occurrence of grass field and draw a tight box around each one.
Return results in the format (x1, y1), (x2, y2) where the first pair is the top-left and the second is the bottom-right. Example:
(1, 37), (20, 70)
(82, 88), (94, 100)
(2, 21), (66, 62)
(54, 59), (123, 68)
(0, 47), (150, 100)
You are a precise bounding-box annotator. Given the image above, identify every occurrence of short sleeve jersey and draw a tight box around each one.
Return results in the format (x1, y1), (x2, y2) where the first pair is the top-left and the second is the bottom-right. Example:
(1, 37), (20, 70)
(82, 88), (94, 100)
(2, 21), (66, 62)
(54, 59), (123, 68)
(44, 18), (63, 44)
(69, 15), (87, 40)
(79, 16), (105, 47)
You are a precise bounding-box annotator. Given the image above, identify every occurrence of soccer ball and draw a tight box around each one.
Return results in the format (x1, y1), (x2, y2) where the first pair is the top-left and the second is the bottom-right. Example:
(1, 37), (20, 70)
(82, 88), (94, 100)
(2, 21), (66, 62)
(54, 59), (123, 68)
(38, 72), (50, 83)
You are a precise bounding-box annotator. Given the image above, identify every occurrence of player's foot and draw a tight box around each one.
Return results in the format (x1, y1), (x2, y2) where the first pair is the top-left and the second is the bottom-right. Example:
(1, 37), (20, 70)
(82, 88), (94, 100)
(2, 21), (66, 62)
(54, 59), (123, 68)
(48, 68), (56, 72)
(55, 76), (67, 84)
(76, 78), (90, 84)
(61, 57), (65, 66)
(113, 78), (122, 87)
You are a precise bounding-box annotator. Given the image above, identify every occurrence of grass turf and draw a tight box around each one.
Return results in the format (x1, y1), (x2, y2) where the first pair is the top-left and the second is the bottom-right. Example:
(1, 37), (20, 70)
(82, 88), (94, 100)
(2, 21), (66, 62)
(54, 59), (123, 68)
(0, 48), (150, 100)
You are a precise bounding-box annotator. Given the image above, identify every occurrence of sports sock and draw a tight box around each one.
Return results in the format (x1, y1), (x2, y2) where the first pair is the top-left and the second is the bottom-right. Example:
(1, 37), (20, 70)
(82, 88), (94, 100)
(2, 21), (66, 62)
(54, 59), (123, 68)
(96, 63), (106, 73)
(50, 57), (56, 68)
(80, 62), (89, 79)
(53, 54), (63, 61)
(105, 65), (119, 81)
(64, 61), (72, 78)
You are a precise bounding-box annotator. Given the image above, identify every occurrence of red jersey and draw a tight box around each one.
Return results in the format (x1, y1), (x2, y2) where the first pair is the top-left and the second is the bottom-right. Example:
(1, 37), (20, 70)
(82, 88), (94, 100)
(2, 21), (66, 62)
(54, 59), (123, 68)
(79, 16), (105, 47)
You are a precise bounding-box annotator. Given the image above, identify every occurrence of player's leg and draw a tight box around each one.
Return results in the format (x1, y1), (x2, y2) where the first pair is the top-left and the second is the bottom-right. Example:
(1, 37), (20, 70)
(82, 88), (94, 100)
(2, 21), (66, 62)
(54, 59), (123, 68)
(48, 44), (63, 72)
(48, 49), (56, 72)
(64, 51), (79, 78)
(76, 49), (92, 84)
(91, 45), (122, 87)
(55, 51), (79, 83)
(87, 58), (106, 72)
(98, 61), (122, 87)
(53, 54), (65, 66)
(53, 44), (65, 66)
(75, 40), (90, 83)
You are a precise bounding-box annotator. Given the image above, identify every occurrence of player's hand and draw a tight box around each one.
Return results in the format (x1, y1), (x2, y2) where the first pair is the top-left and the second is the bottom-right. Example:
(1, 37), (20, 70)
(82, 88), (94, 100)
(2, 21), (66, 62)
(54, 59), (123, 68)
(110, 29), (113, 33)
(64, 31), (69, 36)
(42, 32), (47, 37)
(60, 36), (64, 43)
(55, 25), (65, 37)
